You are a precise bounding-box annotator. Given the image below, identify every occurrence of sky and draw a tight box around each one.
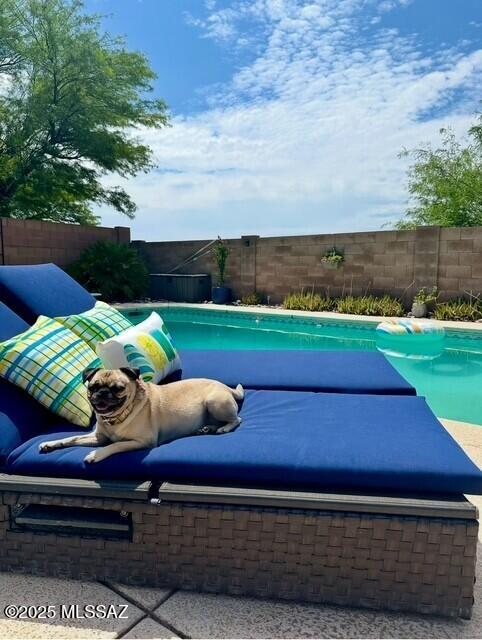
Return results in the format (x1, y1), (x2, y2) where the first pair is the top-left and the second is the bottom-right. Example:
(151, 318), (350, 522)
(84, 0), (482, 241)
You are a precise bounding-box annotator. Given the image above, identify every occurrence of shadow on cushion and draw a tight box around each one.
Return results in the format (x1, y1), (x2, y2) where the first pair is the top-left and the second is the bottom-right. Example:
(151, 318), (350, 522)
(0, 301), (57, 466)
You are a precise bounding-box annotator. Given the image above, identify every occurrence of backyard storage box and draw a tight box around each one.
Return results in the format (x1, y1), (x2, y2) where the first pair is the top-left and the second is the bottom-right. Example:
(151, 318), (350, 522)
(149, 273), (212, 302)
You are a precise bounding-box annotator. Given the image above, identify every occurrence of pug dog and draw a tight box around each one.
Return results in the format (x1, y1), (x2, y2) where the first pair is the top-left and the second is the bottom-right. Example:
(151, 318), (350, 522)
(39, 367), (244, 464)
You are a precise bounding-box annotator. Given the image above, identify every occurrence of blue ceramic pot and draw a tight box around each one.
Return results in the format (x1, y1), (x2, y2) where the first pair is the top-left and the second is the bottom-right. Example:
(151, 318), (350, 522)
(212, 286), (232, 304)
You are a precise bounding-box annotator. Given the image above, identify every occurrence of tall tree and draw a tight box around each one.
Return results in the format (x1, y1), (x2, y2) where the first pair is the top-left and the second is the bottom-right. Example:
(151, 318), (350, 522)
(0, 0), (169, 224)
(396, 117), (482, 229)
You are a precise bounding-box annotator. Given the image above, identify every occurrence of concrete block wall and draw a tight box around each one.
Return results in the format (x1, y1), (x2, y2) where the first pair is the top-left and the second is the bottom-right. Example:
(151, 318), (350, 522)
(0, 218), (480, 304)
(0, 218), (130, 267)
(438, 227), (482, 300)
(133, 238), (243, 293)
(135, 226), (482, 304)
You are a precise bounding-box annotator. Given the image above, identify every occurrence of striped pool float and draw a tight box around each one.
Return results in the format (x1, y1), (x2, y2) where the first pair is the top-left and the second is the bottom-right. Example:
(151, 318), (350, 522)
(376, 318), (445, 336)
(376, 319), (445, 360)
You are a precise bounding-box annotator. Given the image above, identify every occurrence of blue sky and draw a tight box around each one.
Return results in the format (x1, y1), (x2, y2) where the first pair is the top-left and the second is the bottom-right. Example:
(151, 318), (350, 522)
(84, 0), (482, 241)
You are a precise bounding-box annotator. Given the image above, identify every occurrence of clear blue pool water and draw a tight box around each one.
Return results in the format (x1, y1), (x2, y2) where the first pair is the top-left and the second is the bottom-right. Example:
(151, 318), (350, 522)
(122, 306), (482, 426)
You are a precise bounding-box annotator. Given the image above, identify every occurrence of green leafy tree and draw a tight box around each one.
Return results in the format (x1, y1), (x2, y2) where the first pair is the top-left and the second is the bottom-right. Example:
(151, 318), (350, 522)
(0, 0), (169, 224)
(396, 118), (482, 229)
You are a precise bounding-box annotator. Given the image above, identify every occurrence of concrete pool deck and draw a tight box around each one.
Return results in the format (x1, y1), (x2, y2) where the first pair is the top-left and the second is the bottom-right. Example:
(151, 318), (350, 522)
(1, 419), (480, 639)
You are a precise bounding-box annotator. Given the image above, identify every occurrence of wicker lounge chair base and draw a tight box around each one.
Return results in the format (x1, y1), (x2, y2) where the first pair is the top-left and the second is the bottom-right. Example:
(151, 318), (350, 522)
(0, 475), (478, 619)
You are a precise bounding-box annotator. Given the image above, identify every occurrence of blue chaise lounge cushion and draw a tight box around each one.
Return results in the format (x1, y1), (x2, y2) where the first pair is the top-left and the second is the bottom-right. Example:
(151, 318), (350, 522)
(175, 349), (416, 395)
(0, 301), (29, 341)
(0, 263), (95, 323)
(7, 390), (482, 495)
(0, 412), (27, 468)
(0, 302), (55, 465)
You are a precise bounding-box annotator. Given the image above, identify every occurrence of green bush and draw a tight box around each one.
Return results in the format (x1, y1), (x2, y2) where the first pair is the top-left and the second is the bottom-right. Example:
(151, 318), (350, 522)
(283, 292), (404, 315)
(336, 295), (405, 317)
(69, 241), (149, 302)
(283, 291), (334, 312)
(241, 292), (263, 306)
(434, 299), (482, 322)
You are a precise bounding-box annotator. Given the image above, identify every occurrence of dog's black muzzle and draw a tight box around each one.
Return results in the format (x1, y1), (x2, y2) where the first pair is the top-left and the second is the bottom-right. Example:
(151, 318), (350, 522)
(90, 388), (126, 414)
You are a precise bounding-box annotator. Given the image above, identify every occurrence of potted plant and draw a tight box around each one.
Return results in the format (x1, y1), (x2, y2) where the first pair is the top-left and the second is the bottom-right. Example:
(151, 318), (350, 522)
(212, 238), (231, 304)
(412, 286), (438, 318)
(321, 247), (344, 269)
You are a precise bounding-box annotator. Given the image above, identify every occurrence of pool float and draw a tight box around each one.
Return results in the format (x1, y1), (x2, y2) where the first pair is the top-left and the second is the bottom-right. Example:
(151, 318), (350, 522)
(376, 318), (445, 360)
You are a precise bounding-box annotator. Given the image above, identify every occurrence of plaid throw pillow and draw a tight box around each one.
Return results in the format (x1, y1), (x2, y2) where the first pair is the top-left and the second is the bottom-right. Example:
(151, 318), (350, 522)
(55, 301), (133, 351)
(0, 317), (100, 427)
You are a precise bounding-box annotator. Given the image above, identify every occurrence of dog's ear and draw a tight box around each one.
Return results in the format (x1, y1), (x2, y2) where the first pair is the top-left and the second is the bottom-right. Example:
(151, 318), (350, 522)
(120, 367), (141, 381)
(83, 367), (101, 385)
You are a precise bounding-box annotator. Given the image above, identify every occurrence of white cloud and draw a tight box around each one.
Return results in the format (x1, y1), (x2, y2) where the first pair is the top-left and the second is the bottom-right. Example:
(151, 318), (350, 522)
(378, 1), (396, 12)
(378, 0), (413, 12)
(102, 0), (482, 240)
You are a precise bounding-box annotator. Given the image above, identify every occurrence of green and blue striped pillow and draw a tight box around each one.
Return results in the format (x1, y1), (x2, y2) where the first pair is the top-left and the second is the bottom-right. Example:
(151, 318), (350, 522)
(0, 316), (100, 427)
(55, 301), (133, 352)
(97, 311), (181, 383)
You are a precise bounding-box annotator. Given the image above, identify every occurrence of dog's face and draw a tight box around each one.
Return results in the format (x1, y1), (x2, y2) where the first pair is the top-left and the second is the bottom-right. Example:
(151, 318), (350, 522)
(83, 368), (140, 418)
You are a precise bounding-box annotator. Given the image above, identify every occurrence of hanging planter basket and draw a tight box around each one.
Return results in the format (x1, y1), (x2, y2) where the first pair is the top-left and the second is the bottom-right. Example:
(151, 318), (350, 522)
(321, 261), (341, 270)
(321, 247), (344, 270)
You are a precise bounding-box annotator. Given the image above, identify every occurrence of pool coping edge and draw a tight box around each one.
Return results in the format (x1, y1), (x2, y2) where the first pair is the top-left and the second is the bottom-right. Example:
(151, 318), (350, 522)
(114, 302), (482, 333)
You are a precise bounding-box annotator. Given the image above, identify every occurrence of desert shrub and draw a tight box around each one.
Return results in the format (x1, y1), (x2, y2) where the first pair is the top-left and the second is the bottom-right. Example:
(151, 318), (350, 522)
(434, 299), (482, 322)
(283, 291), (334, 312)
(69, 241), (149, 302)
(241, 292), (263, 305)
(336, 295), (405, 317)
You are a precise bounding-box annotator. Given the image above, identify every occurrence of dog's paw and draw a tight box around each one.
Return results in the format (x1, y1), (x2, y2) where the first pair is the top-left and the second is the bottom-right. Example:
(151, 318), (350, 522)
(84, 451), (98, 464)
(216, 426), (230, 434)
(39, 441), (58, 454)
(216, 419), (241, 435)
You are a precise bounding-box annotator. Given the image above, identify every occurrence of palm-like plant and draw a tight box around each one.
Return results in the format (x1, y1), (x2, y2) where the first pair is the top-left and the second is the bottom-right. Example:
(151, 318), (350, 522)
(213, 238), (230, 286)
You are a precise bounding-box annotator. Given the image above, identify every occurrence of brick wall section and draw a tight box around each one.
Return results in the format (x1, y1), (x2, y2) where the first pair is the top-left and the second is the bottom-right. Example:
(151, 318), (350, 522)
(0, 218), (130, 268)
(135, 226), (482, 303)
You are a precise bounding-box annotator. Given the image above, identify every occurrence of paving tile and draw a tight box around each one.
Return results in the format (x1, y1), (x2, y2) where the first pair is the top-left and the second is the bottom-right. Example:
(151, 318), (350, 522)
(157, 544), (482, 639)
(0, 619), (111, 639)
(0, 573), (143, 639)
(122, 616), (179, 638)
(108, 582), (173, 610)
(441, 419), (482, 466)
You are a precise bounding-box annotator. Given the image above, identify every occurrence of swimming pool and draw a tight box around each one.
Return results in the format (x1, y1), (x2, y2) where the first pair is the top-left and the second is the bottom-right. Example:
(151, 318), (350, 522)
(122, 306), (482, 426)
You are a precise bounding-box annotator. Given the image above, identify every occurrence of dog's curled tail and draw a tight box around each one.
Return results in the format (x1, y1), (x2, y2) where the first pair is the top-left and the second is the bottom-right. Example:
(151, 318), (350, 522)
(231, 383), (244, 401)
